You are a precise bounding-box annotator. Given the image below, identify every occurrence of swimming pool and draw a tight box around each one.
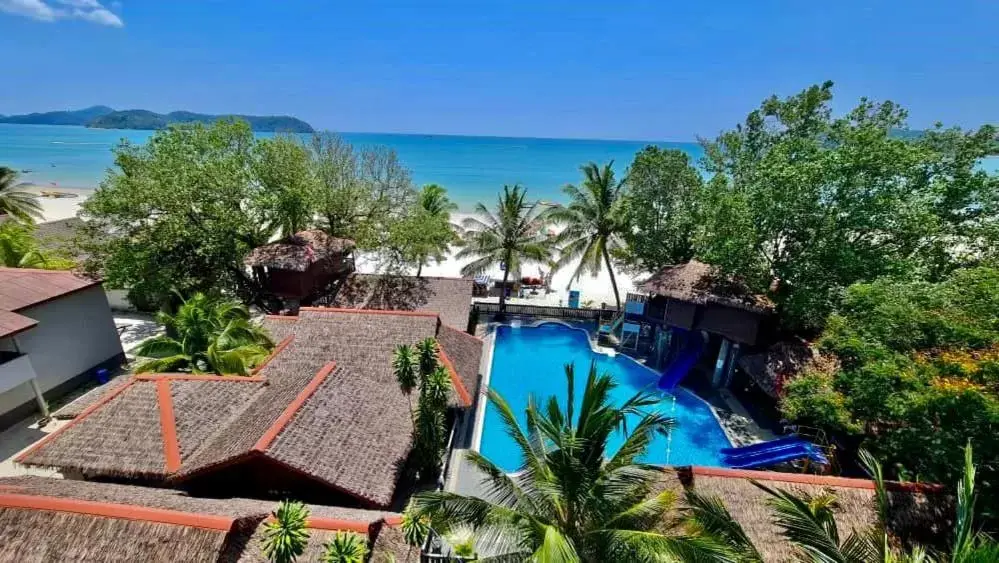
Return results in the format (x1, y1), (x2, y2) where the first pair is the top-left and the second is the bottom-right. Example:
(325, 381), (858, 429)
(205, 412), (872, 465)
(479, 322), (732, 471)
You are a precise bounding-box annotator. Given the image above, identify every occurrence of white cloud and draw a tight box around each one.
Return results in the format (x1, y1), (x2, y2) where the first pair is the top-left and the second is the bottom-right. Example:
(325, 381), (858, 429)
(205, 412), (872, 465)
(0, 0), (122, 26)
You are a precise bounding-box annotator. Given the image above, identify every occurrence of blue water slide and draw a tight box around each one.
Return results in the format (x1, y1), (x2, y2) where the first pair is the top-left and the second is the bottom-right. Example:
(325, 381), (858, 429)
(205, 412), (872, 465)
(657, 332), (704, 390)
(720, 435), (806, 456)
(724, 443), (829, 470)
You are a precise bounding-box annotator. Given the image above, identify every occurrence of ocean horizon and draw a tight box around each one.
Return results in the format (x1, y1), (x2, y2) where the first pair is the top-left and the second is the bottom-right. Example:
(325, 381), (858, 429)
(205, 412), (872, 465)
(0, 123), (703, 210)
(3, 123), (997, 212)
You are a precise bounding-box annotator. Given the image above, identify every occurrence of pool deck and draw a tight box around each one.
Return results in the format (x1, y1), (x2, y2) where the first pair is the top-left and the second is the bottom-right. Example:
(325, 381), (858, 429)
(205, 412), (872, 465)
(449, 320), (775, 497)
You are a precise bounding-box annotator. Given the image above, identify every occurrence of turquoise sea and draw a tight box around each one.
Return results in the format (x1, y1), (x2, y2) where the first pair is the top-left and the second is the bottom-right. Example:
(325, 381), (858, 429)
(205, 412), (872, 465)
(0, 123), (700, 210)
(2, 123), (996, 211)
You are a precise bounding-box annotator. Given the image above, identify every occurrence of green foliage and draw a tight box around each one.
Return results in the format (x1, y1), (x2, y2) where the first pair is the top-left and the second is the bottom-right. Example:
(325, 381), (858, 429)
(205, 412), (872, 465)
(393, 344), (418, 396)
(781, 268), (999, 521)
(401, 501), (430, 547)
(693, 82), (999, 330)
(321, 531), (368, 563)
(78, 122), (419, 309)
(252, 136), (316, 237)
(0, 166), (43, 223)
(385, 185), (458, 276)
(132, 292), (273, 375)
(548, 161), (629, 309)
(308, 133), (416, 249)
(78, 120), (273, 307)
(0, 222), (74, 270)
(458, 184), (552, 311)
(262, 500), (310, 563)
(620, 147), (704, 272)
(411, 337), (451, 477)
(410, 362), (732, 561)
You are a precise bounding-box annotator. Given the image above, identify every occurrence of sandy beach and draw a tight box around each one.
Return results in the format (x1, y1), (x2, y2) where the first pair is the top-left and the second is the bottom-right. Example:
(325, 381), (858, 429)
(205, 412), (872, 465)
(22, 186), (639, 308)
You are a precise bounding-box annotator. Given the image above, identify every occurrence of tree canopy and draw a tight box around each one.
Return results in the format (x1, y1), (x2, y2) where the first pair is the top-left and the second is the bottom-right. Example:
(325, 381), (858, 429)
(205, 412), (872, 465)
(693, 81), (999, 330)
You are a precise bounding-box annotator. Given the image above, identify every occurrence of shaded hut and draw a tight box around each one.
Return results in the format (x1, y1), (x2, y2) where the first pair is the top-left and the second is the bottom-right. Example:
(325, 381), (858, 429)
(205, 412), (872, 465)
(637, 260), (774, 388)
(245, 230), (355, 305)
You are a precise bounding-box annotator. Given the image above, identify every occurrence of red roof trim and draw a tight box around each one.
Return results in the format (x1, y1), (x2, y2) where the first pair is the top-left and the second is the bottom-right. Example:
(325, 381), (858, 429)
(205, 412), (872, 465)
(437, 342), (472, 407)
(443, 324), (484, 343)
(265, 315), (298, 321)
(689, 466), (945, 493)
(263, 515), (374, 533)
(299, 306), (440, 318)
(133, 374), (266, 382)
(16, 379), (137, 464)
(0, 493), (235, 531)
(382, 515), (404, 526)
(252, 334), (294, 375)
(156, 379), (182, 473)
(253, 362), (336, 452)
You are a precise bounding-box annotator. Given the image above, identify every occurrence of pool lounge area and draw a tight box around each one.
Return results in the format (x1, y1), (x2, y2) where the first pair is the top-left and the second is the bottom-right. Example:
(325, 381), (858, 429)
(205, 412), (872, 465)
(474, 322), (736, 471)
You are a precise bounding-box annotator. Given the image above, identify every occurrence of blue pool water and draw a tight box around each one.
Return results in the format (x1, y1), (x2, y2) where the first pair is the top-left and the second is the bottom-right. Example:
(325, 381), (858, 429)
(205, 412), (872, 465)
(480, 323), (732, 471)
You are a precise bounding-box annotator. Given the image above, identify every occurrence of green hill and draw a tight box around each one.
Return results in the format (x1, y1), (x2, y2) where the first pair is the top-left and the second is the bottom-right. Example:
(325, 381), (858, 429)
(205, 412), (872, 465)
(0, 106), (314, 133)
(0, 106), (114, 126)
(88, 109), (314, 133)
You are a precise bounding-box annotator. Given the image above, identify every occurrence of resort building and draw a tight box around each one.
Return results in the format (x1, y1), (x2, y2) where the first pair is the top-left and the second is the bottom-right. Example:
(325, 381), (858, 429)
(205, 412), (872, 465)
(245, 230), (357, 308)
(18, 307), (483, 509)
(0, 267), (124, 429)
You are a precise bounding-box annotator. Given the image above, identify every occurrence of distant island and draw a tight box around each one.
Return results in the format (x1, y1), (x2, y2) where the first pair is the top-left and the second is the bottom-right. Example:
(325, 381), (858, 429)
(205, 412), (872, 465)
(0, 105), (314, 133)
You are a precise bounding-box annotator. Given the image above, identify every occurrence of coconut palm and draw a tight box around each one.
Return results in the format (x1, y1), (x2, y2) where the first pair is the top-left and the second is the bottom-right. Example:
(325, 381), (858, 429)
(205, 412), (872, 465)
(321, 531), (368, 563)
(686, 444), (997, 563)
(133, 292), (274, 375)
(548, 162), (629, 310)
(0, 222), (74, 269)
(457, 184), (551, 312)
(262, 500), (311, 563)
(410, 362), (729, 561)
(0, 167), (43, 223)
(418, 183), (459, 218)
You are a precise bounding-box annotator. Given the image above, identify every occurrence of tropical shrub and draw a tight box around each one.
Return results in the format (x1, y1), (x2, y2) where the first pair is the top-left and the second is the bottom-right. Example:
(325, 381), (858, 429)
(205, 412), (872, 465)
(133, 292), (273, 375)
(262, 500), (310, 563)
(321, 531), (368, 563)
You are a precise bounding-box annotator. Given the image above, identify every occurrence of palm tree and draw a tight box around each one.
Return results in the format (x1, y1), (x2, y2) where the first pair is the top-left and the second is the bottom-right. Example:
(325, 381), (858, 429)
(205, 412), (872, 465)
(133, 292), (274, 375)
(548, 162), (629, 310)
(457, 185), (551, 312)
(262, 500), (310, 563)
(418, 184), (458, 218)
(393, 344), (418, 411)
(686, 444), (997, 563)
(321, 531), (368, 563)
(0, 222), (73, 269)
(410, 362), (729, 561)
(0, 167), (43, 223)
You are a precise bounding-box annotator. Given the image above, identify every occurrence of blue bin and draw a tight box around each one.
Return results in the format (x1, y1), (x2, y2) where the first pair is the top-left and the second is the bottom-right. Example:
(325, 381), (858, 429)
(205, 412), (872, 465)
(96, 368), (110, 384)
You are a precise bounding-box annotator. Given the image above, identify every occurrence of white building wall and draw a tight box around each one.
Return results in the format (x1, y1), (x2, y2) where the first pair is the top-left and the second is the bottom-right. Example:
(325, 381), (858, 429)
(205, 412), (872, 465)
(0, 285), (123, 419)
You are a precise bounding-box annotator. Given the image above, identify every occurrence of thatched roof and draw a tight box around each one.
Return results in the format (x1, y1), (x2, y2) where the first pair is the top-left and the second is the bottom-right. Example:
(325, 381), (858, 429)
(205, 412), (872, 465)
(22, 309), (483, 509)
(738, 340), (840, 398)
(672, 467), (950, 561)
(244, 230), (355, 272)
(325, 274), (474, 330)
(639, 260), (774, 314)
(0, 476), (410, 562)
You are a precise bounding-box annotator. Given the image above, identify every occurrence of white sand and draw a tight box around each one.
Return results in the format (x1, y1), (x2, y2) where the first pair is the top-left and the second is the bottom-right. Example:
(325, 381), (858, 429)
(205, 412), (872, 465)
(20, 184), (90, 222)
(26, 191), (640, 308)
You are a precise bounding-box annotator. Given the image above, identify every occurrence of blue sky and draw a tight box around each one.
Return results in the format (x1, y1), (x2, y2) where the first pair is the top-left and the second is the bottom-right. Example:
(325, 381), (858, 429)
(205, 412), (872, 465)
(0, 1), (996, 140)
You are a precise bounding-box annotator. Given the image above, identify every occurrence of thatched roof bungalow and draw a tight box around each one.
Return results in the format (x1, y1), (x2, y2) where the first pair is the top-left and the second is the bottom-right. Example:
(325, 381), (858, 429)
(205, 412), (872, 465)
(0, 476), (417, 562)
(245, 230), (356, 301)
(18, 308), (483, 509)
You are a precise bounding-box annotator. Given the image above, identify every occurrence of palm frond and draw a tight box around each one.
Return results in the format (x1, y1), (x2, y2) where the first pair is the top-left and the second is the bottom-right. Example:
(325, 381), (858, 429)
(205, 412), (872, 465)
(684, 490), (762, 562)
